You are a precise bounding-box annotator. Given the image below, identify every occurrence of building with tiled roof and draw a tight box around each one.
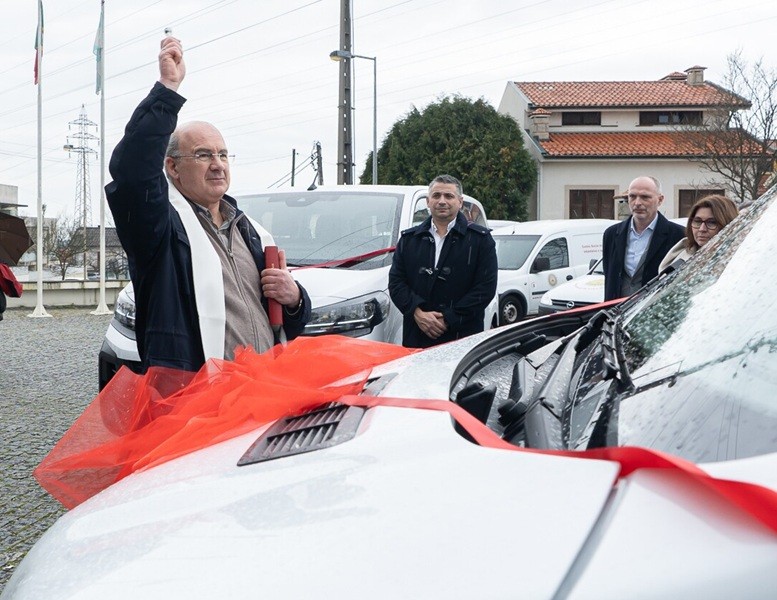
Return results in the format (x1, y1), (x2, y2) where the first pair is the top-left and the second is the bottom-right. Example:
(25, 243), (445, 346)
(498, 66), (752, 220)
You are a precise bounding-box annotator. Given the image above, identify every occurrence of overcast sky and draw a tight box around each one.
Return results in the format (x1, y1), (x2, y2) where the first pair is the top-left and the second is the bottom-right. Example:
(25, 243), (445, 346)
(2, 0), (776, 221)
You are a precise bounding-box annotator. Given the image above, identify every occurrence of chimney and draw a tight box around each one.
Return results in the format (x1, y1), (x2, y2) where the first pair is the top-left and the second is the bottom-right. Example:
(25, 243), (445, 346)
(685, 65), (706, 87)
(529, 108), (551, 141)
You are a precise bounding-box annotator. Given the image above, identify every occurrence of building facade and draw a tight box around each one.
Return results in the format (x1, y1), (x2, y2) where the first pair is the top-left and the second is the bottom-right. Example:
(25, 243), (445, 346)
(498, 67), (750, 220)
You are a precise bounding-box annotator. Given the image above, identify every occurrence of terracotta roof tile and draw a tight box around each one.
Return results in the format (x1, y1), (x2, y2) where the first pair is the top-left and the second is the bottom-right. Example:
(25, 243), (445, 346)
(539, 132), (708, 157)
(514, 80), (748, 109)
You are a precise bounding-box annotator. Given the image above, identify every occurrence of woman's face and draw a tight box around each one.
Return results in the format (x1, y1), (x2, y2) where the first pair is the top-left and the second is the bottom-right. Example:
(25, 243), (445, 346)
(692, 207), (718, 247)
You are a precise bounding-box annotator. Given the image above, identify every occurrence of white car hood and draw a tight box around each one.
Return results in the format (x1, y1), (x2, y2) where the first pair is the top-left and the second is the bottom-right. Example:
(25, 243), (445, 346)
(290, 266), (388, 307)
(7, 338), (777, 599)
(7, 405), (619, 600)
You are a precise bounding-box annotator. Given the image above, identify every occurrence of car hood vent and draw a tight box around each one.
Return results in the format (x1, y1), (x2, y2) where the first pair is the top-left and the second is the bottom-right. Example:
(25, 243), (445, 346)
(237, 402), (366, 466)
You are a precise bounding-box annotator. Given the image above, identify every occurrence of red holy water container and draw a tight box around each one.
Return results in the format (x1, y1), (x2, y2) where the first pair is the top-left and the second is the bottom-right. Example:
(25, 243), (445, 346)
(264, 245), (283, 328)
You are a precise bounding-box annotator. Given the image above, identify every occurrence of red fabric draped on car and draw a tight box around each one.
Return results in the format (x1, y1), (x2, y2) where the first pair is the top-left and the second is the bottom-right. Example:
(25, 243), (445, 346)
(34, 336), (415, 509)
(34, 335), (777, 537)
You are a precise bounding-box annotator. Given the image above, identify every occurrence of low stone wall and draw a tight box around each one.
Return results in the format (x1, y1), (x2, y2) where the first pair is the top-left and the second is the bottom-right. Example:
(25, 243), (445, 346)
(5, 280), (129, 309)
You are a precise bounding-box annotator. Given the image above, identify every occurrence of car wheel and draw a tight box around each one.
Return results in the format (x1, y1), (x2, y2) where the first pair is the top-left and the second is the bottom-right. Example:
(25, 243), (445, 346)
(500, 294), (525, 325)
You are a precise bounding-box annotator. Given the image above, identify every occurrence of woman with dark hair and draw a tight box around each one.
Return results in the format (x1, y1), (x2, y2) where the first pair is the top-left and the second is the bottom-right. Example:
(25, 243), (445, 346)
(659, 194), (739, 272)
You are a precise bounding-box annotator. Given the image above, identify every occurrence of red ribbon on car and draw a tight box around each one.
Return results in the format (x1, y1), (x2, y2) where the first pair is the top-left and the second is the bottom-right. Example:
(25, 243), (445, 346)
(33, 336), (777, 537)
(291, 246), (395, 270)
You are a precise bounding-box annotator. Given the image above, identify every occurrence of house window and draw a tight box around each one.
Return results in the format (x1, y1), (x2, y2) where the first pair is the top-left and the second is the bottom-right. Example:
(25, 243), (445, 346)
(639, 111), (703, 126)
(678, 189), (726, 217)
(562, 112), (601, 126)
(569, 189), (615, 219)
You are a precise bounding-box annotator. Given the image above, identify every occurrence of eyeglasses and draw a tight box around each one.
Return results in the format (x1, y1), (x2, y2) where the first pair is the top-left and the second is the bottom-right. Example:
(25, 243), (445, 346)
(172, 151), (234, 163)
(690, 218), (719, 230)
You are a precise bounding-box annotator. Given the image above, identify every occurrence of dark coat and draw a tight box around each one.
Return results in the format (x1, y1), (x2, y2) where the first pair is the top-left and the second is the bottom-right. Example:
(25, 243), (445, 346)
(106, 83), (310, 372)
(602, 213), (685, 301)
(388, 212), (497, 348)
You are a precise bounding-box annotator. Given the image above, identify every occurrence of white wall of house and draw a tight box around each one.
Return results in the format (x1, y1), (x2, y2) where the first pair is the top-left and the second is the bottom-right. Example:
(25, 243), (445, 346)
(538, 159), (728, 220)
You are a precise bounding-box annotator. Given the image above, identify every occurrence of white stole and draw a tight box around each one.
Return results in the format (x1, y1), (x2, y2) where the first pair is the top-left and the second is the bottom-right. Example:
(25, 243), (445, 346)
(168, 187), (275, 361)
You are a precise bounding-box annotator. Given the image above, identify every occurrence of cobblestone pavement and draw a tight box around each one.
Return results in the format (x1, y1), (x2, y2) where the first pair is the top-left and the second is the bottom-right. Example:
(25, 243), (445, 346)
(0, 307), (113, 593)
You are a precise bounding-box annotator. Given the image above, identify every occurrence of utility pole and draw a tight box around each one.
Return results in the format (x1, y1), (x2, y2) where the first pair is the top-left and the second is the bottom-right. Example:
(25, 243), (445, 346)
(291, 149), (296, 187)
(64, 105), (98, 281)
(315, 141), (324, 185)
(335, 0), (353, 184)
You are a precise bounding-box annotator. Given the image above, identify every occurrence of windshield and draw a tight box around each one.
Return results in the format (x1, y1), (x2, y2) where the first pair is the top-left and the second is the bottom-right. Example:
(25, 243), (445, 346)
(237, 191), (402, 268)
(494, 235), (540, 270)
(598, 189), (777, 461)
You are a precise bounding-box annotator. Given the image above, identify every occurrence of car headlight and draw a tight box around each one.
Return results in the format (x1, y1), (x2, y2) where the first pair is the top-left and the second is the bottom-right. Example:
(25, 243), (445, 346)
(114, 294), (136, 330)
(304, 291), (390, 338)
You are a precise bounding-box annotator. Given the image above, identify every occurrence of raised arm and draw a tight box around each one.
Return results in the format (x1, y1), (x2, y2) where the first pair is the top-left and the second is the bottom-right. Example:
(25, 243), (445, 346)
(105, 37), (188, 266)
(158, 36), (186, 91)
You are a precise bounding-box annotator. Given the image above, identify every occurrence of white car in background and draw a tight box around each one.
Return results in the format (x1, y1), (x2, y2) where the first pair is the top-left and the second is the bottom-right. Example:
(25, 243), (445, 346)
(98, 185), (497, 389)
(538, 257), (605, 314)
(5, 187), (777, 599)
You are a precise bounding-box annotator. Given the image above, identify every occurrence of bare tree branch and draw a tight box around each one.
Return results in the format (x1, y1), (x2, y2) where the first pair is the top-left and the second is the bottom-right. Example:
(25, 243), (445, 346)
(680, 51), (777, 203)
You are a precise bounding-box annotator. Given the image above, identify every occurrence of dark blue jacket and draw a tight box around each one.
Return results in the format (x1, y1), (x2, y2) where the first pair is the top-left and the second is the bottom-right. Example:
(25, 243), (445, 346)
(388, 212), (497, 348)
(106, 83), (310, 372)
(602, 213), (685, 301)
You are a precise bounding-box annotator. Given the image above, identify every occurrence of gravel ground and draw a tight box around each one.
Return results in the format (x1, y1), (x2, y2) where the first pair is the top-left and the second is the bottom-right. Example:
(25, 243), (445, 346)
(0, 307), (113, 593)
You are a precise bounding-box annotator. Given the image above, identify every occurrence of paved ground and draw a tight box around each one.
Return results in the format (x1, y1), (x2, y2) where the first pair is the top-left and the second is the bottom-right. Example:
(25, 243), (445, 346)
(0, 307), (113, 593)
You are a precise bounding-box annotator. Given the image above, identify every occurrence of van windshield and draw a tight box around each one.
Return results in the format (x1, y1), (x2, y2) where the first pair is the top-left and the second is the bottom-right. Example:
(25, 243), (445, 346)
(493, 235), (540, 270)
(237, 191), (403, 268)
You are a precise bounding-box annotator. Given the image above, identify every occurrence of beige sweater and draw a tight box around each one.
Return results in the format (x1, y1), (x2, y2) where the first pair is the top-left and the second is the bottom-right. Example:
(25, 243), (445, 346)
(659, 238), (696, 273)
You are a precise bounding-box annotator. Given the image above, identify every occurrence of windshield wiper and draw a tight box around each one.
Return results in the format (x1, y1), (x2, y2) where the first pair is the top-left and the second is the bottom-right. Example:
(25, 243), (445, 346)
(599, 312), (633, 391)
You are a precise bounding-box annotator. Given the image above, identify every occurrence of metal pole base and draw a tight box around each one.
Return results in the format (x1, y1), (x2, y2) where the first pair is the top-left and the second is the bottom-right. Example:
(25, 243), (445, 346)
(29, 304), (52, 318)
(91, 303), (111, 315)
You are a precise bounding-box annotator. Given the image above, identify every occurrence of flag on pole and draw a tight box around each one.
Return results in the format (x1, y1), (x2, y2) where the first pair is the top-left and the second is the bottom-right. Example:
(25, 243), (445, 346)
(93, 0), (104, 94)
(34, 0), (44, 85)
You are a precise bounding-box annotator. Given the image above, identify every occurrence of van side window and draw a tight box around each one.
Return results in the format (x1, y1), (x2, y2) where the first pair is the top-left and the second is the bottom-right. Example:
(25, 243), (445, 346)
(413, 197), (430, 225)
(537, 238), (569, 269)
(412, 197), (487, 226)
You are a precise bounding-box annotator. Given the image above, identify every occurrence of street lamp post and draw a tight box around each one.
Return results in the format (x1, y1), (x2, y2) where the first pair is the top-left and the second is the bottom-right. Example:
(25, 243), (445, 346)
(330, 50), (377, 185)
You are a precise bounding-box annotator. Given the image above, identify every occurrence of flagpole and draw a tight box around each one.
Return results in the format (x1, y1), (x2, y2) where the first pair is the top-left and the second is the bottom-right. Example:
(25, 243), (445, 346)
(31, 0), (51, 318)
(92, 0), (110, 314)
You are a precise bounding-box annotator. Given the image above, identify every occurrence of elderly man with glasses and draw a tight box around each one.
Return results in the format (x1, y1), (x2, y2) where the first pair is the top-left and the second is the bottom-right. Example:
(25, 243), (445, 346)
(106, 36), (310, 373)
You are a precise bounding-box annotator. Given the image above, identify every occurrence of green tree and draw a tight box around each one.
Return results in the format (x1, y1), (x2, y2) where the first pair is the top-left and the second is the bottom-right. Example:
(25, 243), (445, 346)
(360, 95), (536, 220)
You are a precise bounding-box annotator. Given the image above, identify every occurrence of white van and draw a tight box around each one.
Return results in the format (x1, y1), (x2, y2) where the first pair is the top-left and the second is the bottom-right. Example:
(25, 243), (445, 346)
(492, 219), (617, 324)
(99, 185), (497, 388)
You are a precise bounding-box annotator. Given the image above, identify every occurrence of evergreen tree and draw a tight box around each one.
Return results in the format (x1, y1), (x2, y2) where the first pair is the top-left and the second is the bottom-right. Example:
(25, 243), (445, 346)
(360, 95), (536, 220)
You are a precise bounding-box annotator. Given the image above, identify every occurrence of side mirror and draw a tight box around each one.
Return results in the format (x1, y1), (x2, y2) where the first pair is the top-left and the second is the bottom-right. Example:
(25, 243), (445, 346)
(531, 256), (551, 273)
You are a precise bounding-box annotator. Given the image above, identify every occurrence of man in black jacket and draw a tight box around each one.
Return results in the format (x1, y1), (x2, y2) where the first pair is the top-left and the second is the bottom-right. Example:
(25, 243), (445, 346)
(106, 36), (310, 372)
(602, 176), (685, 301)
(388, 175), (497, 348)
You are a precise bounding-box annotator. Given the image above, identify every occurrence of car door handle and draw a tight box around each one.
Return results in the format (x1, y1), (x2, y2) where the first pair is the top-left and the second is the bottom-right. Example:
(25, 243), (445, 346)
(566, 275), (573, 280)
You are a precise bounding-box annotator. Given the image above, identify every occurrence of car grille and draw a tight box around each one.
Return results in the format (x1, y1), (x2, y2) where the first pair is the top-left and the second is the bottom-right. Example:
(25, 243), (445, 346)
(551, 299), (596, 309)
(237, 402), (365, 466)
